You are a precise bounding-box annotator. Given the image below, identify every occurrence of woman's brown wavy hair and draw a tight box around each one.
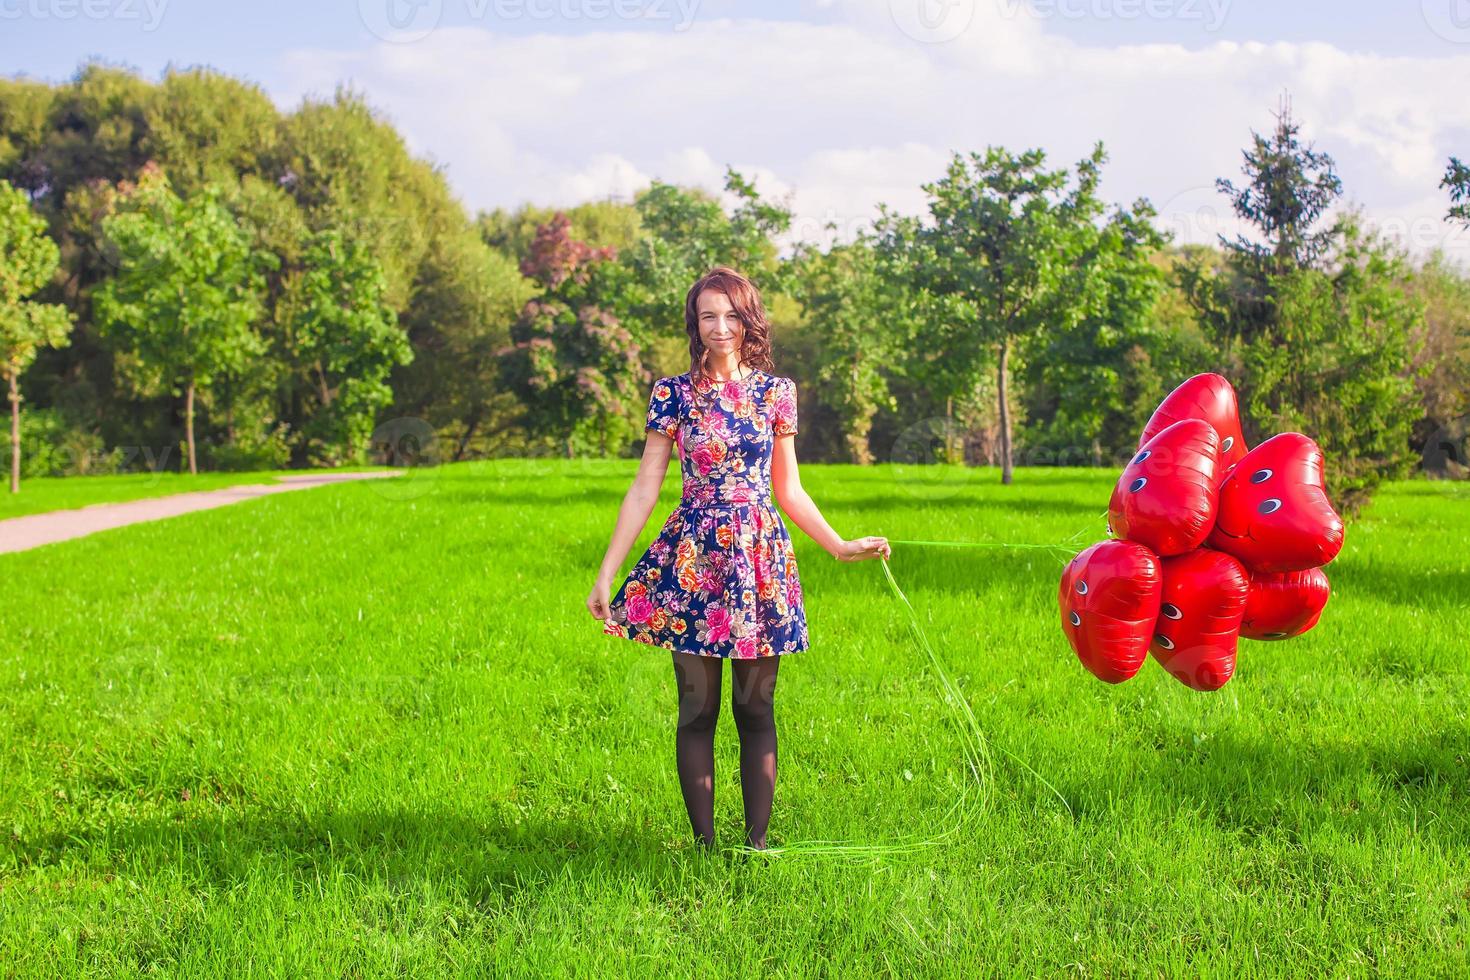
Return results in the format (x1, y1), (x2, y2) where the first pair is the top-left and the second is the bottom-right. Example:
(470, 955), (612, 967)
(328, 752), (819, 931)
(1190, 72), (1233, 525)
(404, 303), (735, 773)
(682, 266), (775, 393)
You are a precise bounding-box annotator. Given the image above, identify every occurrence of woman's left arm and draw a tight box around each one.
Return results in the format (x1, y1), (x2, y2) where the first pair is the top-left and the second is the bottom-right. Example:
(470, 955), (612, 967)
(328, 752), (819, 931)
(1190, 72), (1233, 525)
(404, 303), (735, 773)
(771, 434), (890, 562)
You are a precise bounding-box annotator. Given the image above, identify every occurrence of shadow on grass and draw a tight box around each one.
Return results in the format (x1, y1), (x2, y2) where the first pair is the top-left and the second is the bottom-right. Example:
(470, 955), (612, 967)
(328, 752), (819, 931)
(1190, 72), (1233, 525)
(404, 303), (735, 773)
(10, 806), (721, 899)
(1047, 722), (1470, 846)
(1328, 559), (1470, 612)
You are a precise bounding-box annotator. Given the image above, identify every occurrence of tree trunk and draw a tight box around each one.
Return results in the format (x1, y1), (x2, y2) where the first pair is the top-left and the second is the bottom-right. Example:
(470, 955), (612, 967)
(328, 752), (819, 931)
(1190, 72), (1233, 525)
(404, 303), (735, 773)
(224, 376), (236, 444)
(997, 337), (1013, 485)
(945, 395), (954, 464)
(8, 370), (20, 494)
(185, 380), (198, 475)
(315, 360), (333, 407)
(454, 413), (481, 462)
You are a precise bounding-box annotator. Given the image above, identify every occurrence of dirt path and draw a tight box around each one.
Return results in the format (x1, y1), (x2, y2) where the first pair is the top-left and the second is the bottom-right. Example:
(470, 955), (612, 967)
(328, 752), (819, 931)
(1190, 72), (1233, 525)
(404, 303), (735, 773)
(0, 471), (404, 555)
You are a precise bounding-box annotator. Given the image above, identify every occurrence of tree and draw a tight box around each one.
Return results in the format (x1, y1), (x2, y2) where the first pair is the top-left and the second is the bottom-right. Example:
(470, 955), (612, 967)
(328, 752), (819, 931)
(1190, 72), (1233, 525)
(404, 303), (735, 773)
(0, 77), (55, 199)
(393, 224), (532, 462)
(1202, 91), (1344, 346)
(1217, 93), (1344, 273)
(496, 212), (641, 457)
(1181, 96), (1419, 511)
(141, 66), (281, 199)
(1442, 156), (1470, 227)
(4, 68), (537, 470)
(1021, 242), (1206, 468)
(1235, 212), (1422, 510)
(0, 178), (74, 491)
(478, 198), (641, 264)
(784, 234), (905, 464)
(93, 169), (273, 474)
(875, 142), (1148, 483)
(1403, 252), (1470, 474)
(277, 228), (411, 464)
(267, 85), (515, 462)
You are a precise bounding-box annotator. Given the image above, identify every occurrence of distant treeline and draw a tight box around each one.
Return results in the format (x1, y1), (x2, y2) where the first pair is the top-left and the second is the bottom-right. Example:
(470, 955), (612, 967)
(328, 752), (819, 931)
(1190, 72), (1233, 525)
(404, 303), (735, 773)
(2, 64), (1467, 509)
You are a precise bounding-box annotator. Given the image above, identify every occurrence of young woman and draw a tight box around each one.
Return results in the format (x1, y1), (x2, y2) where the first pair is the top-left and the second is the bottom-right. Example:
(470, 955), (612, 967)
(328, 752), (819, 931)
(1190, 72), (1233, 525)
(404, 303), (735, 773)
(587, 266), (890, 853)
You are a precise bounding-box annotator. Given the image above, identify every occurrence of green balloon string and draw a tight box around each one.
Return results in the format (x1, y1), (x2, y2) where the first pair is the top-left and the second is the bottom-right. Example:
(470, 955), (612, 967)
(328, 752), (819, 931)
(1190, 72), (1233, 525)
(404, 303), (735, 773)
(885, 539), (1076, 550)
(727, 533), (1088, 862)
(885, 538), (1080, 568)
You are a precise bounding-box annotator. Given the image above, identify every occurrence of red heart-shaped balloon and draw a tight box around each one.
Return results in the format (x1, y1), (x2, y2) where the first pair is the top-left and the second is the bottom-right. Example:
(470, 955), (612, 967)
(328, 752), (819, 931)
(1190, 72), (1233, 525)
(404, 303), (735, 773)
(1140, 373), (1249, 470)
(1059, 540), (1163, 684)
(1241, 567), (1331, 640)
(1150, 548), (1250, 691)
(1109, 419), (1221, 557)
(1208, 432), (1345, 573)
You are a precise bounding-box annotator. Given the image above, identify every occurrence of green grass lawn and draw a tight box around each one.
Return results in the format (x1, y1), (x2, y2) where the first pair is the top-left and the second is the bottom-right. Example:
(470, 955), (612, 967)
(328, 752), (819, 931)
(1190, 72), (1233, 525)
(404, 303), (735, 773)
(0, 466), (399, 522)
(0, 459), (1466, 975)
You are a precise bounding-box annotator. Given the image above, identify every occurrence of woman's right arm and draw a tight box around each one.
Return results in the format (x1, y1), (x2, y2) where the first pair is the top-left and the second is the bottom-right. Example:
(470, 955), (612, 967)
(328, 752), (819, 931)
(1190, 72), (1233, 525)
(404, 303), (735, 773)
(587, 431), (677, 619)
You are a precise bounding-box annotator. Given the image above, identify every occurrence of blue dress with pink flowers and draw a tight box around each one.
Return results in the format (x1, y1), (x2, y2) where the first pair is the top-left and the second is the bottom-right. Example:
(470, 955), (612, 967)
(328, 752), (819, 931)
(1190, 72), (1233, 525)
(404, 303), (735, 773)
(602, 368), (810, 658)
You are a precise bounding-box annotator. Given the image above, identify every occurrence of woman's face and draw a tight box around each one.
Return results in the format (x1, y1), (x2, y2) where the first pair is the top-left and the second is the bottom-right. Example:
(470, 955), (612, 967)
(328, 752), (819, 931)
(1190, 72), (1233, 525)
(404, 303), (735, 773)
(696, 288), (745, 362)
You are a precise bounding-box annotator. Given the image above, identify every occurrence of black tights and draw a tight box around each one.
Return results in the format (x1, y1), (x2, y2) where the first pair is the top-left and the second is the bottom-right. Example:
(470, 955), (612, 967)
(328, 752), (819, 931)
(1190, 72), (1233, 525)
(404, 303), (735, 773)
(672, 650), (780, 851)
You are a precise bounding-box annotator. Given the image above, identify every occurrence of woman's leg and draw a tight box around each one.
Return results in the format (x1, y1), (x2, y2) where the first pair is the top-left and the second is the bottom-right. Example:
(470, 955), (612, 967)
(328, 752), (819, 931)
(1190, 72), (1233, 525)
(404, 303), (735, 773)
(672, 650), (723, 849)
(730, 655), (780, 849)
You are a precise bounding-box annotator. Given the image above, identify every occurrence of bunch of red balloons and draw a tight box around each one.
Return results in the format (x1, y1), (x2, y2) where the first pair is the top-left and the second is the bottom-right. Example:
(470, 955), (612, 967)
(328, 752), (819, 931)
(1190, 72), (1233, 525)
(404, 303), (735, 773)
(1058, 374), (1345, 691)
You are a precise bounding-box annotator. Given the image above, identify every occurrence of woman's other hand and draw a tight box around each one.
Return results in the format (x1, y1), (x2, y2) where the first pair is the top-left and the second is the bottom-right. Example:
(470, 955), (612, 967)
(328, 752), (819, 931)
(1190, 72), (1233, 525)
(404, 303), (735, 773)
(587, 575), (613, 620)
(836, 536), (891, 562)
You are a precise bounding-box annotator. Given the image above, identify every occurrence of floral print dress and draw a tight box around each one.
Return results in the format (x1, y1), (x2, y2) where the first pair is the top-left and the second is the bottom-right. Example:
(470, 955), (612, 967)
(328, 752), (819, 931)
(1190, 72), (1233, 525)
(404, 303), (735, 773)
(602, 368), (810, 658)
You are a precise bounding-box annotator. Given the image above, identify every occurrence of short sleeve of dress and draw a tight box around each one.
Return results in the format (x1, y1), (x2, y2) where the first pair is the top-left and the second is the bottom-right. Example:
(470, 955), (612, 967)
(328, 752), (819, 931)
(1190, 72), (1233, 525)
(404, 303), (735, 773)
(772, 377), (798, 437)
(645, 377), (680, 440)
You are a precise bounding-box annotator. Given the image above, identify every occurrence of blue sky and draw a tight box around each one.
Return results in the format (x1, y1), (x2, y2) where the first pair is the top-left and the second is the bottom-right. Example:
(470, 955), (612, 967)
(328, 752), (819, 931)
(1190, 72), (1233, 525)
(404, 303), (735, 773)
(7, 0), (1468, 78)
(6, 1), (1470, 264)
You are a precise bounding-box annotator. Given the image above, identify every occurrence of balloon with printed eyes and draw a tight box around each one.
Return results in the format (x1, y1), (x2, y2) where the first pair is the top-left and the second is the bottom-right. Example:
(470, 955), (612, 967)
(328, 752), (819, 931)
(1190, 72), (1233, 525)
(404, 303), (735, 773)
(1241, 566), (1331, 640)
(1059, 539), (1163, 684)
(1149, 548), (1250, 691)
(1139, 373), (1250, 471)
(1209, 432), (1345, 573)
(1059, 377), (1343, 691)
(1109, 419), (1221, 557)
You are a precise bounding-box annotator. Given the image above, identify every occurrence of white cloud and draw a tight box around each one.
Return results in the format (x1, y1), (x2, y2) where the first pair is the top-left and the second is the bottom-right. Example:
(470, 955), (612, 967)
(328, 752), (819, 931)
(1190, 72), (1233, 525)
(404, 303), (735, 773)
(271, 5), (1470, 266)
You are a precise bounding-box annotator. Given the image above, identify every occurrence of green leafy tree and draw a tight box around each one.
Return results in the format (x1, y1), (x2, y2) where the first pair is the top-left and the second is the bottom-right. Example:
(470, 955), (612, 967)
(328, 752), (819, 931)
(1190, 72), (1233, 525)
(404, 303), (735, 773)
(278, 229), (411, 464)
(1182, 93), (1344, 349)
(1442, 156), (1470, 227)
(93, 170), (274, 474)
(497, 212), (642, 457)
(0, 178), (74, 492)
(3, 65), (165, 456)
(393, 225), (532, 461)
(478, 198), (642, 265)
(208, 173), (310, 465)
(0, 77), (56, 198)
(876, 142), (1147, 483)
(1021, 239), (1206, 468)
(1236, 212), (1422, 510)
(1404, 252), (1470, 474)
(268, 85), (512, 458)
(142, 66), (281, 198)
(267, 86), (440, 311)
(1182, 97), (1420, 511)
(785, 234), (906, 463)
(1216, 95), (1344, 275)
